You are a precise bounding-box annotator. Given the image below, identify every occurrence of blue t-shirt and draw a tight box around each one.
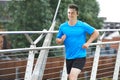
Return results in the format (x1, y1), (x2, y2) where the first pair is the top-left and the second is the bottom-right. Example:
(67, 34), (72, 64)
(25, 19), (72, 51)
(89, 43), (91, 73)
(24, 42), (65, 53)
(57, 20), (95, 59)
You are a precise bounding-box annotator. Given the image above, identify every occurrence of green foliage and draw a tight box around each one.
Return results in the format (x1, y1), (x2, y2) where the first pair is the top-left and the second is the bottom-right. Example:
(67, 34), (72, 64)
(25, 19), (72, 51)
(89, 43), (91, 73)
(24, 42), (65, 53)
(5, 0), (53, 48)
(7, 0), (53, 31)
(1, 0), (103, 48)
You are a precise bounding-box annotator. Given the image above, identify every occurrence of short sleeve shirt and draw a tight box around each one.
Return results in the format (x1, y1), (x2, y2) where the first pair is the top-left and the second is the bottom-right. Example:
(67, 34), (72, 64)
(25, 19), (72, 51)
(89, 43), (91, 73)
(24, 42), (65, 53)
(56, 20), (95, 59)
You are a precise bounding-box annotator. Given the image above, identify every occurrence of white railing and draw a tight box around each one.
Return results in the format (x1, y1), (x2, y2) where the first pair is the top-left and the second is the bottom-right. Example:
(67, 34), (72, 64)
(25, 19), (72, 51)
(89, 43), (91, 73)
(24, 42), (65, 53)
(0, 29), (120, 80)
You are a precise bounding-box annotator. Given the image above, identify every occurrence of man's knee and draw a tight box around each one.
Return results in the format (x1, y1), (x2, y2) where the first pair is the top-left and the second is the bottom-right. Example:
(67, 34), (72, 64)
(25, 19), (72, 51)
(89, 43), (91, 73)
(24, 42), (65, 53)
(68, 68), (81, 80)
(69, 73), (77, 80)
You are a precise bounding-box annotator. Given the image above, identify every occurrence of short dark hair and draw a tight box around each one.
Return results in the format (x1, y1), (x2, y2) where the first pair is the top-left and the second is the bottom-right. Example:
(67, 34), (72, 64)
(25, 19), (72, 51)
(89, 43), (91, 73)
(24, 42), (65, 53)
(68, 4), (78, 13)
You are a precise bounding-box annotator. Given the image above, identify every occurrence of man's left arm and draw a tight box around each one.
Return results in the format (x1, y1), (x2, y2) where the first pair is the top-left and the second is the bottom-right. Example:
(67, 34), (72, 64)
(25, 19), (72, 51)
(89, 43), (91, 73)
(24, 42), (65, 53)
(82, 30), (99, 49)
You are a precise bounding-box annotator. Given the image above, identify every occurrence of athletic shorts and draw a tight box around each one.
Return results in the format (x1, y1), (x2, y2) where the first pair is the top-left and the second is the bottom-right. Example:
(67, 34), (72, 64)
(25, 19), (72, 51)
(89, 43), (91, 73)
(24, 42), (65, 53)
(66, 57), (86, 74)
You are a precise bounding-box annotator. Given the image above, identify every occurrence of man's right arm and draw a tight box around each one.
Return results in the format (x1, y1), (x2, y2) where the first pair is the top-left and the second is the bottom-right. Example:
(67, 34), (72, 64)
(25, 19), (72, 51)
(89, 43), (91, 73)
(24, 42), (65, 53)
(56, 38), (63, 44)
(56, 35), (66, 44)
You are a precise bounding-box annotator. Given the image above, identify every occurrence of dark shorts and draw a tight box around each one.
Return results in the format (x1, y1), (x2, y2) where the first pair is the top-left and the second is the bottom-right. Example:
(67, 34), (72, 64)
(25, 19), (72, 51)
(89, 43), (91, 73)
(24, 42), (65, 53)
(66, 57), (86, 74)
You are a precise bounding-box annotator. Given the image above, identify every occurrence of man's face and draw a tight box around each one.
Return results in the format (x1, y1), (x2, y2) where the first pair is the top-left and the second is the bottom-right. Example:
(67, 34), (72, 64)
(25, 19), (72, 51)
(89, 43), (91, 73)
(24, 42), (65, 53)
(67, 8), (78, 21)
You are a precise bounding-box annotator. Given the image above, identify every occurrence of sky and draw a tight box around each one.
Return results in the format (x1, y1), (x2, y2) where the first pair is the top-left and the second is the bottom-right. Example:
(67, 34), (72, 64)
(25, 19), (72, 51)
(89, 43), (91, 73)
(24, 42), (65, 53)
(97, 0), (120, 22)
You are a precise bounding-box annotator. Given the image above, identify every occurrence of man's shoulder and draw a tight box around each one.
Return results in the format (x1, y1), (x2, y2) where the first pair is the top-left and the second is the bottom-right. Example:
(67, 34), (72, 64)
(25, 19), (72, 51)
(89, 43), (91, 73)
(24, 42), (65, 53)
(77, 20), (85, 27)
(77, 20), (86, 24)
(60, 21), (68, 26)
(77, 20), (91, 27)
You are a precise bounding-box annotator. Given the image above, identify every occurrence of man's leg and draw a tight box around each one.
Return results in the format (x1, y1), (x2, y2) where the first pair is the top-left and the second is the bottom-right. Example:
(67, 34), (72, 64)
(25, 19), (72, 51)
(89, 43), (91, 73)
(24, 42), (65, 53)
(68, 67), (81, 80)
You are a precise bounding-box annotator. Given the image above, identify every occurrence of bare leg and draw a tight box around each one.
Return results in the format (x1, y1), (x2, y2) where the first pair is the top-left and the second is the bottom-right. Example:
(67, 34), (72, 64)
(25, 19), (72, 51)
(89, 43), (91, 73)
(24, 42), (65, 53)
(68, 68), (81, 80)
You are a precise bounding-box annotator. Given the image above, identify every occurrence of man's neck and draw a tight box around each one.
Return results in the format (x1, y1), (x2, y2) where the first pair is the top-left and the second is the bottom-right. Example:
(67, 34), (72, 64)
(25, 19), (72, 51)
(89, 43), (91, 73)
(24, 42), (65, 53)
(68, 19), (77, 26)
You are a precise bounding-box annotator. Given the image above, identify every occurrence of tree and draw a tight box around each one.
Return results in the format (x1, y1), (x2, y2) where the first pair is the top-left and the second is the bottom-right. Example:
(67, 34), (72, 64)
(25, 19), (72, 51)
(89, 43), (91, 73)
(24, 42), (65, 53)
(3, 0), (103, 48)
(7, 0), (53, 31)
(5, 0), (53, 48)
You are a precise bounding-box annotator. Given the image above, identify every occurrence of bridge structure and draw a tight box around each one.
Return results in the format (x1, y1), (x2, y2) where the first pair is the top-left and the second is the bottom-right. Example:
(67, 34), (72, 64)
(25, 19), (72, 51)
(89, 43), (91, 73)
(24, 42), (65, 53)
(0, 0), (120, 80)
(0, 28), (120, 80)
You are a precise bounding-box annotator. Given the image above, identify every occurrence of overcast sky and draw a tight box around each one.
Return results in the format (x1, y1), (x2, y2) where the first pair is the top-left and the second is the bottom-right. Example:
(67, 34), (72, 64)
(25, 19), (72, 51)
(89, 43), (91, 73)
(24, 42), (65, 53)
(97, 0), (120, 22)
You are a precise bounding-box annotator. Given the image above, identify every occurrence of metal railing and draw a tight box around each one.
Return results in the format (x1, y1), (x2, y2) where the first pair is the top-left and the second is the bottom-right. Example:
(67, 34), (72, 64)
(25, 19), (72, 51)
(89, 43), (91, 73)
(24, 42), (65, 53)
(0, 29), (120, 80)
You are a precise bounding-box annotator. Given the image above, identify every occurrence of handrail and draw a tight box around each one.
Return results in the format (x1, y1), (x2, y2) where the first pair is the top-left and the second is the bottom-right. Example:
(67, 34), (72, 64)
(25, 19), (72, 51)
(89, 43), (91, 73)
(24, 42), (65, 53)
(0, 29), (120, 80)
(0, 31), (58, 34)
(0, 29), (120, 34)
(0, 41), (120, 53)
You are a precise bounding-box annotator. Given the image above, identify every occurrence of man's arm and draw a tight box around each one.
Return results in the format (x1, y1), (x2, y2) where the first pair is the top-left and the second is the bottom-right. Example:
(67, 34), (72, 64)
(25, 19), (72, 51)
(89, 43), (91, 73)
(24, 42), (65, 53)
(82, 30), (99, 49)
(56, 35), (66, 44)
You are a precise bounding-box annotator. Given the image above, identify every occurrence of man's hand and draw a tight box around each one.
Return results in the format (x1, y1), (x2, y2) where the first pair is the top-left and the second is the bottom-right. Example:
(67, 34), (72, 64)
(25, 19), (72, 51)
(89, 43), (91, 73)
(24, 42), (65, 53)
(56, 35), (66, 44)
(82, 30), (99, 49)
(82, 43), (90, 49)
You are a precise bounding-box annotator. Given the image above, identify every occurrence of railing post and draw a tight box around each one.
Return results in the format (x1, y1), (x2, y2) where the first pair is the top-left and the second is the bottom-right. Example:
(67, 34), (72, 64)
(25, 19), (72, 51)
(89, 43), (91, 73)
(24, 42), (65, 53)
(84, 71), (89, 80)
(90, 40), (101, 80)
(15, 67), (20, 80)
(31, 22), (56, 80)
(24, 31), (46, 80)
(24, 45), (36, 80)
(112, 42), (120, 80)
(61, 60), (68, 80)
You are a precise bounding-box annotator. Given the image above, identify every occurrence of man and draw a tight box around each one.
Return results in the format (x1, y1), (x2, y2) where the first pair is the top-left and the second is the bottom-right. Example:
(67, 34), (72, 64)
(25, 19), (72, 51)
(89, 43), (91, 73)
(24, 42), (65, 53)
(56, 4), (99, 80)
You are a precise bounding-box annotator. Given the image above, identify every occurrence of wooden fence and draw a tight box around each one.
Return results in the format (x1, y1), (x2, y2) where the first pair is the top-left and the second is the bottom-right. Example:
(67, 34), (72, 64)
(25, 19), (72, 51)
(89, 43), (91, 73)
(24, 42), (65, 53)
(0, 56), (118, 80)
